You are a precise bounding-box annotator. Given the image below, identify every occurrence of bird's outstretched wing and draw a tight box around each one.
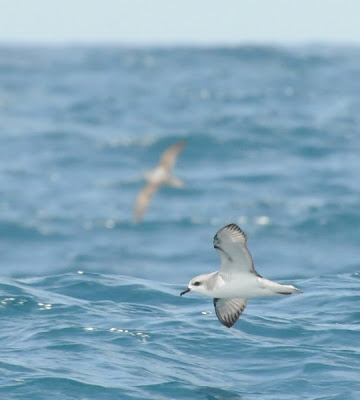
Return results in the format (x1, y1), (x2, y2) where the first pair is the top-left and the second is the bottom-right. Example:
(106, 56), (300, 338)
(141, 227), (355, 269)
(134, 182), (160, 223)
(159, 141), (185, 171)
(213, 297), (247, 328)
(213, 223), (260, 276)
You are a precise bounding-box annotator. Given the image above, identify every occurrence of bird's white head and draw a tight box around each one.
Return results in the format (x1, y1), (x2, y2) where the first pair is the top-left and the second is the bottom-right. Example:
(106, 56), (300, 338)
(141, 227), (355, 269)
(180, 274), (212, 297)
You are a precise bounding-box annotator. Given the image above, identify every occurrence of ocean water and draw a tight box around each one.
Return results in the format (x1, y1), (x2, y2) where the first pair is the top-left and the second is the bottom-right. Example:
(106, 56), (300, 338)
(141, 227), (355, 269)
(0, 45), (360, 400)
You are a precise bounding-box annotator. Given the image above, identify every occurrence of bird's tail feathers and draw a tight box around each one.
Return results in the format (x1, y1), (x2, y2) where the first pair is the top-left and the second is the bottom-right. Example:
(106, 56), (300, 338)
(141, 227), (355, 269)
(261, 279), (302, 295)
(275, 283), (302, 295)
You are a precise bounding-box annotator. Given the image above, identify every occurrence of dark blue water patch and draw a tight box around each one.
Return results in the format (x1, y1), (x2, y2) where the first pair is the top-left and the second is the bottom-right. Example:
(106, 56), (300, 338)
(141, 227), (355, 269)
(30, 326), (92, 343)
(53, 276), (171, 302)
(0, 281), (32, 297)
(140, 381), (246, 400)
(0, 377), (133, 400)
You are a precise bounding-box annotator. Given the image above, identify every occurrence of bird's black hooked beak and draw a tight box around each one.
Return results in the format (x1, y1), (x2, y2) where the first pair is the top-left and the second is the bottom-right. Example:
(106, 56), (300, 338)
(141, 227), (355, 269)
(180, 287), (190, 296)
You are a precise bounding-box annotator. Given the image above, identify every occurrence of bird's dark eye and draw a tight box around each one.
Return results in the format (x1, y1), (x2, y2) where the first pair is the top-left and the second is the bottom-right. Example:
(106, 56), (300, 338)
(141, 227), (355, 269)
(194, 281), (201, 286)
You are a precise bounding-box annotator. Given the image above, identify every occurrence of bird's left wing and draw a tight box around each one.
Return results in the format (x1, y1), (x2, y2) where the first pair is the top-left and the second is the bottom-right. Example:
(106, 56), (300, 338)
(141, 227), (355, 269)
(213, 223), (259, 276)
(213, 297), (247, 328)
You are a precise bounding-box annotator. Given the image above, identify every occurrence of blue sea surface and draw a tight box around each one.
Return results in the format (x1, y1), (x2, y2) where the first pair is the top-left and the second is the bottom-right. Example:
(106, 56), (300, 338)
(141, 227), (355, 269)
(0, 45), (360, 399)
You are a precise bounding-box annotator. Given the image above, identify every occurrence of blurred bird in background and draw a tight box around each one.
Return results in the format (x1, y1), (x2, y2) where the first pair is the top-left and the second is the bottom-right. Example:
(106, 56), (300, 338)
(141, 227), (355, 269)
(134, 140), (186, 223)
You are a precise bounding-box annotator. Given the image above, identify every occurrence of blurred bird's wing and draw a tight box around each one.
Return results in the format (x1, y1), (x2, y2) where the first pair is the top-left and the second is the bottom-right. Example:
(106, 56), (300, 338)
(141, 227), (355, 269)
(159, 141), (185, 171)
(134, 182), (161, 223)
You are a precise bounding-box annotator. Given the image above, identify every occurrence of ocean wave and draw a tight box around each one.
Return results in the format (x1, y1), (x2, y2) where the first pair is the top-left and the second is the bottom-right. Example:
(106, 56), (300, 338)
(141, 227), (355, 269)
(0, 270), (359, 398)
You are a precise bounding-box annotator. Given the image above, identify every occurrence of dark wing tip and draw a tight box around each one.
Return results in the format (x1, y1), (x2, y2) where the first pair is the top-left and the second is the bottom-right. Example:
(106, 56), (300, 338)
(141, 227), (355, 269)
(223, 223), (247, 236)
(214, 223), (247, 244)
(223, 319), (235, 328)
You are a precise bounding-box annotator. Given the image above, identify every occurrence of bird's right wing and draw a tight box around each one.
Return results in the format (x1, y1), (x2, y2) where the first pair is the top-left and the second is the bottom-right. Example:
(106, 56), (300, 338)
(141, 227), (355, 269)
(134, 182), (160, 223)
(213, 297), (247, 328)
(159, 140), (185, 171)
(213, 223), (259, 276)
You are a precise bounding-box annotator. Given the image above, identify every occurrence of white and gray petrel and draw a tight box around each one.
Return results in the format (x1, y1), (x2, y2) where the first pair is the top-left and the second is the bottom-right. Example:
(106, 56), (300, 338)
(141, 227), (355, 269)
(180, 223), (302, 328)
(134, 140), (185, 223)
